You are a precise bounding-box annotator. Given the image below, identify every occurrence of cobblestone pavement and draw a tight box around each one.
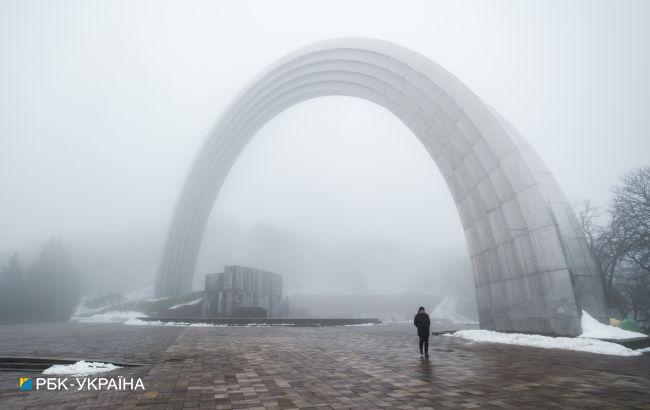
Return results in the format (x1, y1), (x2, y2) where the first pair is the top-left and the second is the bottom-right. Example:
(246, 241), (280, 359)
(0, 323), (648, 409)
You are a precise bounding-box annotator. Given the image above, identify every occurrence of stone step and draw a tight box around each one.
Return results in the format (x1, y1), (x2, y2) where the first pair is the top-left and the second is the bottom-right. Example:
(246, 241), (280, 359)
(140, 317), (381, 326)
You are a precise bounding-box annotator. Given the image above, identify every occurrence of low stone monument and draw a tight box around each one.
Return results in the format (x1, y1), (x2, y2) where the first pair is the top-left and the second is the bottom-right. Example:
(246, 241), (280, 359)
(203, 265), (283, 318)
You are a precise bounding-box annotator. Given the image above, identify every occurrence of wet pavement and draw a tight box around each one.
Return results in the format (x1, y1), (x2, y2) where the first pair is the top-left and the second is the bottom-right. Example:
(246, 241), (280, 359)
(0, 322), (648, 409)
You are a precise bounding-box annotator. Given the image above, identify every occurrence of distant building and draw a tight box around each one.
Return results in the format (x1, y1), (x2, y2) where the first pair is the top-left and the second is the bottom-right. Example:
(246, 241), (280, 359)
(203, 265), (283, 318)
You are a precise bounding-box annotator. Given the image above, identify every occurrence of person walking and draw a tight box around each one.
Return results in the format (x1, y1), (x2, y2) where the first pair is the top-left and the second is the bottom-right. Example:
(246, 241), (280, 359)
(413, 306), (431, 358)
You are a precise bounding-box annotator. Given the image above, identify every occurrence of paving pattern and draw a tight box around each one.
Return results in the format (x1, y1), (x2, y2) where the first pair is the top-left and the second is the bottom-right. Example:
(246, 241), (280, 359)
(0, 322), (648, 409)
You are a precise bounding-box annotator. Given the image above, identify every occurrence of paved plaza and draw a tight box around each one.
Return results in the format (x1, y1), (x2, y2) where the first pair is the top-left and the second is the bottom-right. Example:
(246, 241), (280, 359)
(0, 322), (648, 409)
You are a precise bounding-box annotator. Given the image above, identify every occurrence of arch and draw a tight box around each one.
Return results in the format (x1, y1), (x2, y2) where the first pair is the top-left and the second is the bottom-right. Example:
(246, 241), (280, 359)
(155, 38), (608, 335)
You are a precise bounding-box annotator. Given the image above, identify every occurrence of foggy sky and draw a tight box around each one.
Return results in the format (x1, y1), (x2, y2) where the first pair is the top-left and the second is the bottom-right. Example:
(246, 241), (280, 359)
(1, 1), (649, 294)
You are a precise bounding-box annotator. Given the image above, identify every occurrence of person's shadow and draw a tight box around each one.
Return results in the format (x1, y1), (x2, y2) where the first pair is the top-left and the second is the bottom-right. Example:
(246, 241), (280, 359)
(418, 356), (433, 382)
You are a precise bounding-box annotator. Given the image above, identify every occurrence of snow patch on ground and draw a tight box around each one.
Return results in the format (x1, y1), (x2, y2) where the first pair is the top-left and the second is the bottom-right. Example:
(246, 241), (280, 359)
(42, 361), (121, 376)
(124, 319), (227, 327)
(446, 329), (641, 356)
(430, 296), (474, 324)
(72, 311), (147, 323)
(579, 310), (646, 339)
(169, 298), (203, 310)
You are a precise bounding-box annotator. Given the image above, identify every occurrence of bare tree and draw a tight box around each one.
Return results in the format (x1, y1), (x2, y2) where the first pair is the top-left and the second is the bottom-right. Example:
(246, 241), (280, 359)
(574, 199), (629, 306)
(613, 167), (650, 323)
(575, 166), (650, 323)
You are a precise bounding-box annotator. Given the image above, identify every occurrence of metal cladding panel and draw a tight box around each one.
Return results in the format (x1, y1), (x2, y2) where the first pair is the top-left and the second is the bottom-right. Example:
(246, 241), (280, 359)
(488, 166), (515, 203)
(440, 139), (464, 175)
(501, 151), (537, 193)
(477, 178), (502, 213)
(403, 68), (446, 105)
(465, 224), (482, 257)
(472, 247), (501, 286)
(516, 185), (553, 230)
(529, 226), (569, 273)
(473, 139), (500, 173)
(463, 99), (495, 132)
(433, 109), (457, 136)
(488, 208), (512, 245)
(495, 241), (524, 281)
(467, 188), (488, 221)
(476, 269), (581, 335)
(436, 143), (457, 179)
(549, 201), (584, 238)
(449, 129), (473, 157)
(455, 164), (477, 197)
(562, 235), (597, 275)
(572, 274), (609, 323)
(501, 198), (527, 232)
(512, 233), (539, 276)
(439, 92), (465, 122)
(519, 145), (550, 174)
(463, 151), (487, 182)
(482, 122), (518, 160)
(456, 114), (482, 145)
(501, 121), (530, 148)
(456, 196), (475, 229)
(445, 173), (467, 204)
(475, 217), (497, 253)
(536, 171), (567, 204)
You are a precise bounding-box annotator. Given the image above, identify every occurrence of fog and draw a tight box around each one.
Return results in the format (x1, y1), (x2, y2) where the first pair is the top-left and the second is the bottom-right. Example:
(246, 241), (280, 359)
(1, 1), (649, 314)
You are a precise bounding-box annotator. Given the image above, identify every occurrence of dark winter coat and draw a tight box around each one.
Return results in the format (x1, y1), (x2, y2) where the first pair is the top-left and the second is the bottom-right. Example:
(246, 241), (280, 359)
(413, 312), (430, 338)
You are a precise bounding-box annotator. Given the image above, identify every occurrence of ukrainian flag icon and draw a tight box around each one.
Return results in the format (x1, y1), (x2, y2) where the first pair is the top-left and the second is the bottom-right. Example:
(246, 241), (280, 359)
(19, 378), (32, 391)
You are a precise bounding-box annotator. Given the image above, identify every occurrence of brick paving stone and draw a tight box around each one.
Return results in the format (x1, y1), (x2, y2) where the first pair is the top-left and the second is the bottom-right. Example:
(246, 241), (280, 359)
(0, 323), (648, 409)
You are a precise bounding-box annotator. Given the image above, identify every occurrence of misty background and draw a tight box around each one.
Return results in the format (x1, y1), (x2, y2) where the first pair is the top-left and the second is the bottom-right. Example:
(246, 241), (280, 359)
(1, 1), (649, 318)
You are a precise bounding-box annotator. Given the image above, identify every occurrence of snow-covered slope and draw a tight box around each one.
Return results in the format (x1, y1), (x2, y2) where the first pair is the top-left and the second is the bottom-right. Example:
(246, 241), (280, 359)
(169, 298), (202, 310)
(579, 310), (646, 339)
(430, 296), (475, 324)
(71, 310), (146, 323)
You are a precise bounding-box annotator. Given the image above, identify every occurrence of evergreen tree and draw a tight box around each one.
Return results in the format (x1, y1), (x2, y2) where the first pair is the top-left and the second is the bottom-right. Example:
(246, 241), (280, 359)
(0, 253), (27, 321)
(27, 239), (81, 321)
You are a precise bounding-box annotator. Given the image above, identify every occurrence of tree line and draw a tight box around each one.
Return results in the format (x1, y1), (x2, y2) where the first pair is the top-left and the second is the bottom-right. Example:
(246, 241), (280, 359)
(576, 166), (650, 328)
(0, 239), (81, 322)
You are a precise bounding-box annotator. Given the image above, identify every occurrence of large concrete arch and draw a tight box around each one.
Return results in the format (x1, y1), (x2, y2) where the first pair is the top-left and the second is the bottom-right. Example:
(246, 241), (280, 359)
(155, 38), (608, 335)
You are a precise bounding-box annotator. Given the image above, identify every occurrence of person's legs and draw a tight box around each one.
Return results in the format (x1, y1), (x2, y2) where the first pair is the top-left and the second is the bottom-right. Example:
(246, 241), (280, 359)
(424, 335), (429, 356)
(418, 337), (424, 355)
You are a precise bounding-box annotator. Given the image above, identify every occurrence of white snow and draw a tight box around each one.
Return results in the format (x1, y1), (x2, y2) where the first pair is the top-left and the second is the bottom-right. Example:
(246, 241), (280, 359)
(169, 298), (202, 310)
(446, 329), (641, 356)
(430, 296), (475, 324)
(123, 285), (154, 301)
(70, 297), (107, 320)
(579, 310), (646, 339)
(72, 311), (147, 323)
(124, 318), (242, 327)
(636, 347), (650, 353)
(124, 318), (221, 327)
(42, 361), (121, 376)
(447, 310), (647, 357)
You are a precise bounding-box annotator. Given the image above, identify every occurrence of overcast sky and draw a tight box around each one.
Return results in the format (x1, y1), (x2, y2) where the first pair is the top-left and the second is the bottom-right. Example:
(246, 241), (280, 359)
(1, 0), (648, 292)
